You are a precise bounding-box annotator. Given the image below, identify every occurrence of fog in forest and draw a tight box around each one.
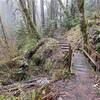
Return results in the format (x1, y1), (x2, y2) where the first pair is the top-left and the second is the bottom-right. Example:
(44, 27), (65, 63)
(0, 0), (100, 99)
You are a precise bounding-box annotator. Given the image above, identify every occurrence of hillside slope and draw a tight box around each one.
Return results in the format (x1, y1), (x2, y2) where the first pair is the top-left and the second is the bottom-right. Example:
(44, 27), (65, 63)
(64, 25), (83, 50)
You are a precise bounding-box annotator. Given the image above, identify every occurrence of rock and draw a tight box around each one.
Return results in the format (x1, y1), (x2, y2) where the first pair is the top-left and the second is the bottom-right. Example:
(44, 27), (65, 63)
(37, 77), (50, 85)
(1, 79), (13, 86)
(57, 97), (63, 100)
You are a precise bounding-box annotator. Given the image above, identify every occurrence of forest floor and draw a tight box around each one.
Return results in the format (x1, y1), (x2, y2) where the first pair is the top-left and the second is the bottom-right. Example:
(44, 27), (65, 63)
(64, 25), (83, 49)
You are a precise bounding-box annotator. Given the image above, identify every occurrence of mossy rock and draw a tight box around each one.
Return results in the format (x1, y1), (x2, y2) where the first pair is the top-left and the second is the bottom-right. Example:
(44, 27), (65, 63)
(44, 59), (53, 74)
(35, 38), (59, 56)
(10, 67), (30, 81)
(30, 38), (59, 75)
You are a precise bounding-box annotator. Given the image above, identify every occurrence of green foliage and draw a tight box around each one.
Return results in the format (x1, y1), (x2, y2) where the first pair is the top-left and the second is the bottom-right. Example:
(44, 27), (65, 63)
(19, 38), (37, 53)
(93, 30), (100, 53)
(96, 43), (100, 53)
(52, 67), (74, 81)
(95, 30), (100, 35)
(62, 17), (79, 30)
(30, 54), (45, 75)
(85, 0), (95, 17)
(29, 38), (58, 75)
(0, 96), (5, 100)
(31, 55), (53, 75)
(17, 27), (37, 53)
(16, 24), (38, 54)
(44, 59), (53, 74)
(0, 95), (18, 100)
(11, 68), (29, 81)
(42, 19), (57, 37)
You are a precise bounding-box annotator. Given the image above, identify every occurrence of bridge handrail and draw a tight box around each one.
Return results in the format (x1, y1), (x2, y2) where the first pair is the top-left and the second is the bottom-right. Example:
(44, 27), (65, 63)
(84, 44), (100, 59)
(83, 44), (100, 71)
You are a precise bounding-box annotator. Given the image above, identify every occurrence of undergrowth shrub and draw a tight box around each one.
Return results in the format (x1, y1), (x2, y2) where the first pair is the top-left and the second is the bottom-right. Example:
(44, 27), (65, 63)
(62, 17), (79, 30)
(17, 25), (38, 54)
(52, 67), (74, 81)
(42, 19), (57, 37)
(96, 43), (100, 53)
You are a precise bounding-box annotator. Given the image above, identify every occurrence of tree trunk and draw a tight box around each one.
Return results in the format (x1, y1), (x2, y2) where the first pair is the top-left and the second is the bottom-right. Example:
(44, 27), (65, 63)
(50, 0), (58, 29)
(19, 0), (39, 39)
(0, 16), (11, 59)
(60, 5), (62, 27)
(77, 0), (88, 45)
(58, 0), (68, 16)
(32, 0), (36, 25)
(50, 0), (54, 20)
(70, 0), (76, 18)
(96, 0), (100, 16)
(40, 0), (45, 27)
(66, 0), (68, 8)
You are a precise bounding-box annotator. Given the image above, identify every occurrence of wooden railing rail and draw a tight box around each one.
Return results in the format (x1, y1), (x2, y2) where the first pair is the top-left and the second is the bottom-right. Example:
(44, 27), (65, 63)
(82, 44), (100, 71)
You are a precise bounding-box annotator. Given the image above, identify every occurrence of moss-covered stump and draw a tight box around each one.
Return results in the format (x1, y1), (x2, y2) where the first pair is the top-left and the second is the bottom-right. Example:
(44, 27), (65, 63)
(30, 38), (59, 75)
(0, 38), (59, 83)
(0, 58), (24, 84)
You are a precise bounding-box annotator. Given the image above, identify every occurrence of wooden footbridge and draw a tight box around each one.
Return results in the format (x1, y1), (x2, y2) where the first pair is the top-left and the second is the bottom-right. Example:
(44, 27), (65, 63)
(53, 30), (100, 99)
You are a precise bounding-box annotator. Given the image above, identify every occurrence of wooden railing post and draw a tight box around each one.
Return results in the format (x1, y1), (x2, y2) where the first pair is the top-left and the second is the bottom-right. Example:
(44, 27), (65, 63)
(68, 45), (72, 73)
(95, 55), (98, 62)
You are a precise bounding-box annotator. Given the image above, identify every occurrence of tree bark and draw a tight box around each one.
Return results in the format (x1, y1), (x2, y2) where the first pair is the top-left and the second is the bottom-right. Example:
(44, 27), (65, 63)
(58, 0), (68, 16)
(32, 0), (36, 25)
(19, 0), (39, 39)
(50, 0), (58, 28)
(76, 0), (88, 45)
(0, 16), (11, 59)
(40, 0), (45, 27)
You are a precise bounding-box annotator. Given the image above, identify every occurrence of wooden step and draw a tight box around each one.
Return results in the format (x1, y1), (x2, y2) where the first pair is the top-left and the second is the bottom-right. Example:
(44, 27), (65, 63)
(61, 47), (69, 49)
(58, 42), (69, 46)
(55, 37), (65, 40)
(60, 43), (68, 45)
(62, 49), (69, 53)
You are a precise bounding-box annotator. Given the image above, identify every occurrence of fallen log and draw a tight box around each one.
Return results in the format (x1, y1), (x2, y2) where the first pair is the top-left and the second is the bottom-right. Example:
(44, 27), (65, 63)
(0, 38), (46, 67)
(0, 77), (56, 97)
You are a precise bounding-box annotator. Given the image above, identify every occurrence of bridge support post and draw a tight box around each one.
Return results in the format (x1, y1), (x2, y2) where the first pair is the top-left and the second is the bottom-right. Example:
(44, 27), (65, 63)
(68, 45), (72, 73)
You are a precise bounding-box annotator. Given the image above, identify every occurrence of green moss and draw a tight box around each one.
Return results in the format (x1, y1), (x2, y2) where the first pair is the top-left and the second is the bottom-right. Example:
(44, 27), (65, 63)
(0, 96), (5, 100)
(0, 95), (18, 100)
(44, 59), (53, 74)
(29, 38), (59, 75)
(19, 38), (37, 54)
(10, 68), (29, 81)
(96, 43), (100, 53)
(95, 30), (100, 35)
(52, 67), (75, 81)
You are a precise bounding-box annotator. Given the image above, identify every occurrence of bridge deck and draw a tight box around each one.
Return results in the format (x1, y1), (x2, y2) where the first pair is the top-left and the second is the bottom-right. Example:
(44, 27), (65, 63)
(55, 51), (99, 100)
